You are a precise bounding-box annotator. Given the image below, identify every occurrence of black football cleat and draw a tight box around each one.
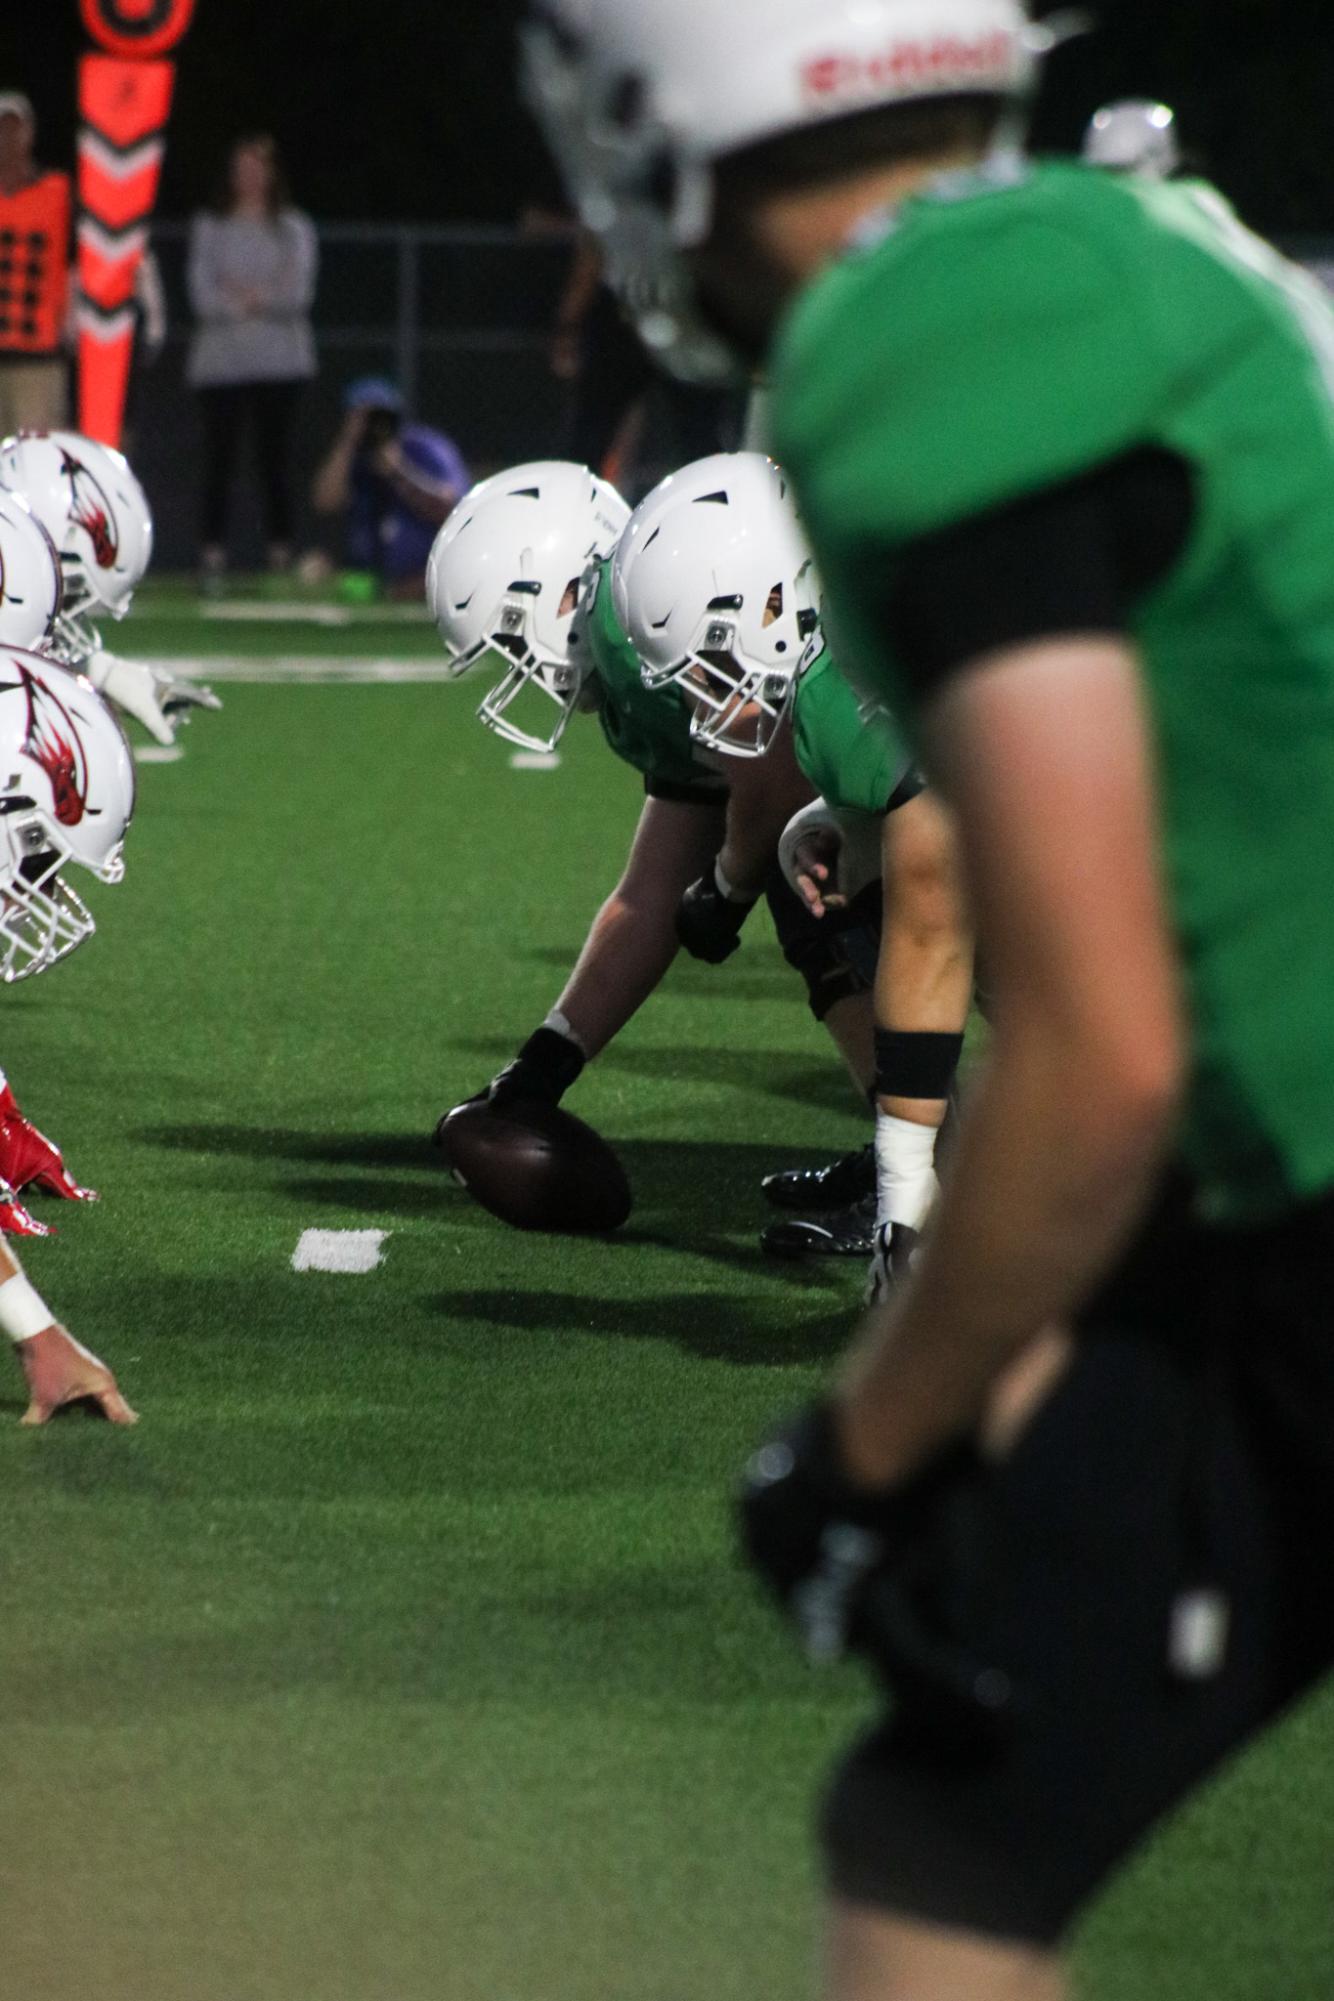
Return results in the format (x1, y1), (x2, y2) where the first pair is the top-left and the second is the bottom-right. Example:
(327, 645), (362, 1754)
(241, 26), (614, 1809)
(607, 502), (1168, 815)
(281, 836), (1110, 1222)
(760, 1192), (878, 1260)
(864, 1221), (922, 1306)
(761, 1142), (875, 1212)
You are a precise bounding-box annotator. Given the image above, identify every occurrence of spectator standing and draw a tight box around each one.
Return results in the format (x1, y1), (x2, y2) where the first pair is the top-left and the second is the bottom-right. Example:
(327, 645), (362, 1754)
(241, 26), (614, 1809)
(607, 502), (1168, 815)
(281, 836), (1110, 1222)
(187, 134), (317, 588)
(0, 93), (71, 436)
(311, 377), (467, 600)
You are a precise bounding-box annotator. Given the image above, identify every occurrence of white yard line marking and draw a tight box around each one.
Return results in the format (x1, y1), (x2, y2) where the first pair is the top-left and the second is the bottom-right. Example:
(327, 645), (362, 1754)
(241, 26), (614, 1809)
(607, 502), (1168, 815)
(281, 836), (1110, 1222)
(508, 750), (562, 771)
(133, 744), (186, 764)
(200, 600), (432, 626)
(130, 655), (455, 684)
(291, 1228), (389, 1274)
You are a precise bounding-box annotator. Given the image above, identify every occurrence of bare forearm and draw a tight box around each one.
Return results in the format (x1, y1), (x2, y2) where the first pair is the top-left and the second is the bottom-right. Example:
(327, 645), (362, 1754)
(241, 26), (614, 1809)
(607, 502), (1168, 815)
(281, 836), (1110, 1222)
(555, 890), (681, 1056)
(311, 441), (356, 515)
(838, 1021), (1179, 1484)
(717, 731), (813, 896)
(383, 459), (457, 525)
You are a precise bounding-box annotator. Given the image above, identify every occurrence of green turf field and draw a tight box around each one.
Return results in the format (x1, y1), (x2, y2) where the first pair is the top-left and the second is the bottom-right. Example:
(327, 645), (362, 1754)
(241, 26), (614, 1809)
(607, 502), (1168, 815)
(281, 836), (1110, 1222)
(1, 591), (1331, 2001)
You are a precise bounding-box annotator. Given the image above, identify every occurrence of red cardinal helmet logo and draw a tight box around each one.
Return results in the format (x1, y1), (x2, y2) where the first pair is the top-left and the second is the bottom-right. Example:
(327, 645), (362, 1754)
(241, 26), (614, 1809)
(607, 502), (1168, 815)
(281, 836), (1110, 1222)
(58, 449), (118, 572)
(16, 663), (89, 828)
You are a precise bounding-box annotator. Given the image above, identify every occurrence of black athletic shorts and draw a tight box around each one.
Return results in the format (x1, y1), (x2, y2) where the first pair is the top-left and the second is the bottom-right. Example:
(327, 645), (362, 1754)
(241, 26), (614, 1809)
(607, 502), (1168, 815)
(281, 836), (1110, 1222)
(822, 1175), (1334, 1945)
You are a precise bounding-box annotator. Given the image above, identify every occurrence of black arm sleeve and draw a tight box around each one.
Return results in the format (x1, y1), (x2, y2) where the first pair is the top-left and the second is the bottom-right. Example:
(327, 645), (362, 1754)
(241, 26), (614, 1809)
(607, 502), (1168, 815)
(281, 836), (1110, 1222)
(886, 445), (1197, 705)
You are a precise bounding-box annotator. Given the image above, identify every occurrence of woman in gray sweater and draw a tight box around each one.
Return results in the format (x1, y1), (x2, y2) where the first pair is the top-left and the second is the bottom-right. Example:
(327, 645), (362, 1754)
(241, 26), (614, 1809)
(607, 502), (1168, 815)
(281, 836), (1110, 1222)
(187, 134), (317, 585)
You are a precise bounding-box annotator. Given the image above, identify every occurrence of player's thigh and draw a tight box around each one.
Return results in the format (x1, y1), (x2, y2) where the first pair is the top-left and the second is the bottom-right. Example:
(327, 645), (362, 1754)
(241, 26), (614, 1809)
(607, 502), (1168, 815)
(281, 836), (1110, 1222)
(823, 1315), (1333, 1945)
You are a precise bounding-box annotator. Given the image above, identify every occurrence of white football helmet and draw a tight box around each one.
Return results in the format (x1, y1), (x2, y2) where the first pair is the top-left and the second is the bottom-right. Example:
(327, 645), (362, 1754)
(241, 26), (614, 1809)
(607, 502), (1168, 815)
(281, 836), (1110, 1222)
(523, 0), (1043, 381)
(0, 491), (62, 652)
(614, 453), (821, 757)
(0, 646), (135, 980)
(426, 460), (630, 752)
(1082, 100), (1181, 181)
(0, 431), (154, 661)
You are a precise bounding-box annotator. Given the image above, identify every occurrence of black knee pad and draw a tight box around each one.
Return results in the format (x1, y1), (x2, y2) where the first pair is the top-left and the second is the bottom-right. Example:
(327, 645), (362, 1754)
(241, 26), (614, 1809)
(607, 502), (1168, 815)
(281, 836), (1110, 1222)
(766, 868), (882, 1021)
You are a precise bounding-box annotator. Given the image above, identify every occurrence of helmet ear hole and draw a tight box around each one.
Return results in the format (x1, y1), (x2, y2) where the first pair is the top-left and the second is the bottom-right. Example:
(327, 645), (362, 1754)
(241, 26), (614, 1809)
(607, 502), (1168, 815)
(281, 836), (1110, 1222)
(559, 577), (580, 618)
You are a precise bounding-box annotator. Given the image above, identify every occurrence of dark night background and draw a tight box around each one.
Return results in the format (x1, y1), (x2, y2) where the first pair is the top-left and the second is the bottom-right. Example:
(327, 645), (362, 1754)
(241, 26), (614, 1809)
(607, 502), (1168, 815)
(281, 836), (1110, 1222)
(5, 1), (1334, 236)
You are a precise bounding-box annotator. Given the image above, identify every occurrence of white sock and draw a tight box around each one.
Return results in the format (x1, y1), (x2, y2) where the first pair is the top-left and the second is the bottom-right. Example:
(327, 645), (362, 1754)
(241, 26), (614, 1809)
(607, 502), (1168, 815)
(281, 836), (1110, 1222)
(874, 1111), (939, 1231)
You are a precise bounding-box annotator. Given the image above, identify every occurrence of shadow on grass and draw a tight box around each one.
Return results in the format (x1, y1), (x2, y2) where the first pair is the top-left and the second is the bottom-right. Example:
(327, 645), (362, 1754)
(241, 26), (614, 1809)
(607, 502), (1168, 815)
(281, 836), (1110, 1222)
(437, 1042), (862, 1116)
(132, 1126), (862, 1229)
(134, 1124), (436, 1170)
(129, 1124), (873, 1287)
(423, 1284), (851, 1367)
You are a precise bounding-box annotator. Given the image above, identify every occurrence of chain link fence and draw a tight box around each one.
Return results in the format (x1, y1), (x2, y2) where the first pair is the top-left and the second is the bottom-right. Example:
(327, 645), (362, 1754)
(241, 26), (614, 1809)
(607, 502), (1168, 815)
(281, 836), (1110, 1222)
(132, 221), (577, 570)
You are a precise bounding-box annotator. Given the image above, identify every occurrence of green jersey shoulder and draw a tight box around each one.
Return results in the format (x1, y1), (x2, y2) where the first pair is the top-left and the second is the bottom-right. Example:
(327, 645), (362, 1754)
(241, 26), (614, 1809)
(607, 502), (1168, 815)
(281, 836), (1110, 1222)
(577, 560), (726, 799)
(791, 647), (914, 818)
(772, 157), (1334, 1222)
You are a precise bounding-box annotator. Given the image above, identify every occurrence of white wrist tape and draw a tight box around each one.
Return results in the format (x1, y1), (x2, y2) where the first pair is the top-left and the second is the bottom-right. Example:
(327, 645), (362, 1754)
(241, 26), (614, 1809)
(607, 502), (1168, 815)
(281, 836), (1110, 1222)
(713, 856), (754, 905)
(0, 1271), (54, 1344)
(542, 1008), (587, 1055)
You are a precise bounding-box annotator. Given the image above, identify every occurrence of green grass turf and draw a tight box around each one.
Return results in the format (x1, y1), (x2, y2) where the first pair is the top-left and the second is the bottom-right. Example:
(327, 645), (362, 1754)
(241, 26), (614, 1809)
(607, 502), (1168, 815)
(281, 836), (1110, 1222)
(129, 575), (442, 660)
(0, 648), (1332, 1999)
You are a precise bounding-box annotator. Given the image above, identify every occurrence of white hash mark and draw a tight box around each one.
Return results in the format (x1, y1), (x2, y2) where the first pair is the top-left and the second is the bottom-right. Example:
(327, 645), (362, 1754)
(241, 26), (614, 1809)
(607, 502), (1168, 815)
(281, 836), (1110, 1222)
(291, 1228), (388, 1274)
(508, 750), (562, 771)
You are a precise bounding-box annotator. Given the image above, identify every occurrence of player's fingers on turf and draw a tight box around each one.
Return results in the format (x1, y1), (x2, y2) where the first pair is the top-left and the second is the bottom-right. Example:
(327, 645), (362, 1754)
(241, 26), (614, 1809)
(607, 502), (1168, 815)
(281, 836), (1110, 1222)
(94, 1383), (138, 1426)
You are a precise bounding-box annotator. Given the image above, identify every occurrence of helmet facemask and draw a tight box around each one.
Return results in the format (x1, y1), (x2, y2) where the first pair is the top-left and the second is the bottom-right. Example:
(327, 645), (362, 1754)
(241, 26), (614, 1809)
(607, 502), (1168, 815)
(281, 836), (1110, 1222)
(469, 576), (587, 753)
(641, 567), (821, 758)
(0, 814), (95, 980)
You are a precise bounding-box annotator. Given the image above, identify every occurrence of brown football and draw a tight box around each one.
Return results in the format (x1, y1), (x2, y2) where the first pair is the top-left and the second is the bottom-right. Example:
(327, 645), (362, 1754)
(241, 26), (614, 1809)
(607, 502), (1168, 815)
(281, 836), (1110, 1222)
(439, 1098), (633, 1233)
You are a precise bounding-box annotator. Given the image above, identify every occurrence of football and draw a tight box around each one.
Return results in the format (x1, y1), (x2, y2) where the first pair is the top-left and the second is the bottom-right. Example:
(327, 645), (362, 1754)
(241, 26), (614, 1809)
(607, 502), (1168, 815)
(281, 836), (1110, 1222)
(438, 1098), (633, 1234)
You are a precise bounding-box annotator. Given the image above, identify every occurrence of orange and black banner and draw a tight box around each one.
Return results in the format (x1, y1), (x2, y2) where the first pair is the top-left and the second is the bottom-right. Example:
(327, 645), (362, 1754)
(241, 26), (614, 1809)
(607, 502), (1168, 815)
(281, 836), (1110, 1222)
(76, 0), (196, 443)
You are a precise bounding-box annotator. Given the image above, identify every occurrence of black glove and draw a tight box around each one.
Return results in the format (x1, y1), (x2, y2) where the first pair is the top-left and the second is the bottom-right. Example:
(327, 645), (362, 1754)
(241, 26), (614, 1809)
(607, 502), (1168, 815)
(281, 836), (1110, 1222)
(738, 1400), (991, 1683)
(436, 1025), (587, 1140)
(675, 864), (758, 965)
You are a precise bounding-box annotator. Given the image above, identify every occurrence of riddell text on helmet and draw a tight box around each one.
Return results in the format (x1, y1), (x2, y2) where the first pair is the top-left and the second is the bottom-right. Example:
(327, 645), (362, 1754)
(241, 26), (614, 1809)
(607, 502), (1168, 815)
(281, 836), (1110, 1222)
(801, 32), (1017, 102)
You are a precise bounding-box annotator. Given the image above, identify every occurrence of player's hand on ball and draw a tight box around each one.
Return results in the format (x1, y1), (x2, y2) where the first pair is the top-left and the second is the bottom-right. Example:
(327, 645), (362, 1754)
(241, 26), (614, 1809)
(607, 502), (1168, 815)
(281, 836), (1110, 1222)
(438, 1026), (588, 1138)
(18, 1324), (137, 1426)
(675, 868), (757, 964)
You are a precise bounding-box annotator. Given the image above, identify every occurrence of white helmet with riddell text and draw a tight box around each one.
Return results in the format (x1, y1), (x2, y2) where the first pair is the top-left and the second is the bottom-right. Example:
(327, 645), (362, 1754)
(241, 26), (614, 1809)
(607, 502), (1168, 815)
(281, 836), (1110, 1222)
(0, 491), (63, 652)
(0, 647), (135, 980)
(614, 452), (821, 758)
(0, 430), (154, 659)
(1082, 100), (1181, 181)
(523, 0), (1042, 380)
(426, 460), (630, 752)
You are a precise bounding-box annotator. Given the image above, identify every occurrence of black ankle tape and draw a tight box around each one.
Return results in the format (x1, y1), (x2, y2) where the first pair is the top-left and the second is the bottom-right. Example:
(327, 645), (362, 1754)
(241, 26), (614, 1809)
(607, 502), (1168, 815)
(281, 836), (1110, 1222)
(875, 1029), (964, 1101)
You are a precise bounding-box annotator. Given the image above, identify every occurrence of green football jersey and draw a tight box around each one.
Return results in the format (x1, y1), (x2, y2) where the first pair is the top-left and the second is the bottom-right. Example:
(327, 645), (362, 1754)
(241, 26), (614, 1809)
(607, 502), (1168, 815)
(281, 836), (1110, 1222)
(577, 559), (726, 800)
(770, 159), (1334, 1222)
(790, 647), (916, 817)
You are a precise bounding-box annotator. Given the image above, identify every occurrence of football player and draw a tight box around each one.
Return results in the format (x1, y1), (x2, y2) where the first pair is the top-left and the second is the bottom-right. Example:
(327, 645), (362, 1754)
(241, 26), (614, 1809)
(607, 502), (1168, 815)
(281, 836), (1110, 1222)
(613, 457), (973, 1286)
(0, 429), (221, 748)
(531, 1), (1334, 1997)
(428, 457), (890, 1255)
(0, 642), (137, 1420)
(0, 492), (114, 1213)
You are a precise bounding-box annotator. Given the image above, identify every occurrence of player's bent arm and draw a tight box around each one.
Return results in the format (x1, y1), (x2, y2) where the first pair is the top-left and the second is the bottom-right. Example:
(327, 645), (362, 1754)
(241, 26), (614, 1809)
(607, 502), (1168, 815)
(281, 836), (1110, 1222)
(836, 637), (1184, 1489)
(715, 721), (815, 897)
(0, 1238), (136, 1426)
(555, 794), (727, 1058)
